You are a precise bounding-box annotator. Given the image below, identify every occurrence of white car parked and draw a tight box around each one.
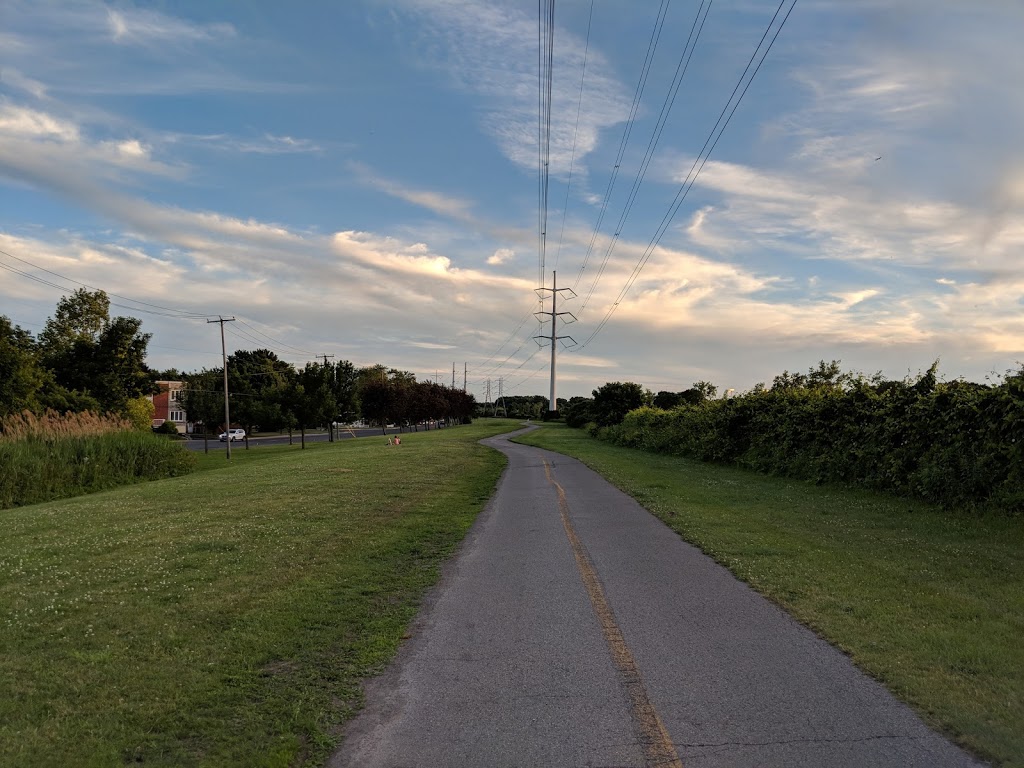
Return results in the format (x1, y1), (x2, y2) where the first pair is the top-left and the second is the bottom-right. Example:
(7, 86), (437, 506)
(219, 428), (246, 442)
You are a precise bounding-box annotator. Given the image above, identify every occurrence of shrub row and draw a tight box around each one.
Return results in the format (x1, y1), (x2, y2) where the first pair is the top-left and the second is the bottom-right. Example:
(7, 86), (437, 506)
(601, 366), (1024, 513)
(0, 425), (196, 509)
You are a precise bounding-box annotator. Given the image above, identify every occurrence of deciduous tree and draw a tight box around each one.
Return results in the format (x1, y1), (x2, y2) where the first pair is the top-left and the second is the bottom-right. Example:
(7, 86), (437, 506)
(0, 316), (46, 418)
(591, 381), (649, 427)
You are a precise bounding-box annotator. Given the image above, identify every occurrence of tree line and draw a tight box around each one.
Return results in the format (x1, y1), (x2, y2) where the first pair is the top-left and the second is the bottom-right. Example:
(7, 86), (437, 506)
(1, 289), (476, 440)
(181, 357), (476, 448)
(1, 289), (155, 426)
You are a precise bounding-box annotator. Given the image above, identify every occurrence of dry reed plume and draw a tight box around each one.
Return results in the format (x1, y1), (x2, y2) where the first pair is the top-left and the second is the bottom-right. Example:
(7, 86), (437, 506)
(0, 409), (134, 442)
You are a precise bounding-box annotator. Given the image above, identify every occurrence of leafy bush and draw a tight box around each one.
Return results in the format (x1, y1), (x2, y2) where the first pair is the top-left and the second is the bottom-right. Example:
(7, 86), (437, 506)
(562, 397), (595, 428)
(586, 364), (1024, 514)
(125, 395), (156, 431)
(153, 419), (182, 435)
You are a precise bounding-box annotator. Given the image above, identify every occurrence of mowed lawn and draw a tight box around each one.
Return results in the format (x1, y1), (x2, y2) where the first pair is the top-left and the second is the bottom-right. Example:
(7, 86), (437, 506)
(0, 420), (520, 767)
(515, 424), (1024, 768)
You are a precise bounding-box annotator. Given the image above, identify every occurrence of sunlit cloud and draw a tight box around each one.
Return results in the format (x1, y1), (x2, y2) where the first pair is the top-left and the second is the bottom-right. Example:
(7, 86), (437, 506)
(488, 248), (514, 265)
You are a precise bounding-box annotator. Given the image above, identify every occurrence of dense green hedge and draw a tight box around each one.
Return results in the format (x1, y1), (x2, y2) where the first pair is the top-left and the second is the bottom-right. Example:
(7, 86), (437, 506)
(602, 365), (1024, 513)
(0, 432), (196, 509)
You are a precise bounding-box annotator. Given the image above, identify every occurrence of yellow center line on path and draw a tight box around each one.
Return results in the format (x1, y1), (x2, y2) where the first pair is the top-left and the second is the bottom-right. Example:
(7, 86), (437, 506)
(544, 460), (683, 768)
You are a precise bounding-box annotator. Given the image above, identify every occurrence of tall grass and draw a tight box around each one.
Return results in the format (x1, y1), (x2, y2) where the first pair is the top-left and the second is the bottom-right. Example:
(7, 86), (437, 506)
(0, 410), (195, 509)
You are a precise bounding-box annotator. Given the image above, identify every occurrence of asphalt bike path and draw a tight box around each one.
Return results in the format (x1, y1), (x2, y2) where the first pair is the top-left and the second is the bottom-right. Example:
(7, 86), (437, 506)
(331, 428), (983, 768)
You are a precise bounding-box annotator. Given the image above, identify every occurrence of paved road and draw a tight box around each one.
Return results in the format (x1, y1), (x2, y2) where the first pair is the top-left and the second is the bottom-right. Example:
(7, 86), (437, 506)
(331, 428), (984, 768)
(182, 427), (404, 451)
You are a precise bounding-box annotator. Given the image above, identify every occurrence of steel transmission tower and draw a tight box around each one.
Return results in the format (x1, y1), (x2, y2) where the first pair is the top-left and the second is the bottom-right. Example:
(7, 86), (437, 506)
(534, 270), (576, 413)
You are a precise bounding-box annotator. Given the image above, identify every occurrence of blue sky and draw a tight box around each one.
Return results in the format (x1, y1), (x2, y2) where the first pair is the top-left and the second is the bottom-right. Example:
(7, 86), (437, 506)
(1, 0), (1022, 400)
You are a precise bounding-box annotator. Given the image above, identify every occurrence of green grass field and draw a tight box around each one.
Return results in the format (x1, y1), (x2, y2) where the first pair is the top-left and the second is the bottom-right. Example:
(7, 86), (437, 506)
(0, 420), (520, 767)
(515, 423), (1024, 767)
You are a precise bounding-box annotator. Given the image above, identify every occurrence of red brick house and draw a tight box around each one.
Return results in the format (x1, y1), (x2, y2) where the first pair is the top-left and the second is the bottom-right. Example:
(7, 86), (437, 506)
(150, 380), (189, 433)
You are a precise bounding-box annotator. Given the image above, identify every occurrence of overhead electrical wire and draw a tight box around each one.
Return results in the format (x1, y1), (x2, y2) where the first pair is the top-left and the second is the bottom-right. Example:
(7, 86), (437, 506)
(552, 0), (594, 275)
(569, 0), (672, 293)
(0, 261), (203, 320)
(470, 303), (539, 372)
(223, 324), (318, 361)
(465, 0), (556, 395)
(234, 318), (318, 357)
(0, 248), (210, 319)
(506, 358), (552, 393)
(467, 0), (565, 386)
(465, 326), (551, 390)
(0, 246), (327, 360)
(538, 0), (556, 291)
(467, 337), (535, 386)
(577, 0), (714, 313)
(574, 0), (798, 351)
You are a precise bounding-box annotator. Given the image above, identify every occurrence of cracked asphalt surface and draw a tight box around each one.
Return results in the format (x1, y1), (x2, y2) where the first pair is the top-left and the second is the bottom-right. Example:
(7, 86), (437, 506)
(330, 428), (984, 768)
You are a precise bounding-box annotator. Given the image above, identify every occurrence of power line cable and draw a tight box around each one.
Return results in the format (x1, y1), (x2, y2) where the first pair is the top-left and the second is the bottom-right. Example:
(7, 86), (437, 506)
(471, 0), (561, 377)
(569, 0), (672, 293)
(223, 324), (313, 359)
(505, 358), (551, 392)
(0, 248), (210, 318)
(0, 261), (204, 319)
(552, 0), (594, 275)
(575, 0), (798, 350)
(537, 0), (556, 291)
(578, 0), (714, 313)
(234, 318), (318, 356)
(471, 303), (538, 372)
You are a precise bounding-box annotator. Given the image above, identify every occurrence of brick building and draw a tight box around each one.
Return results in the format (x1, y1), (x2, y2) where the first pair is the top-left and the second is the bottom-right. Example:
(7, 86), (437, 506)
(150, 380), (189, 433)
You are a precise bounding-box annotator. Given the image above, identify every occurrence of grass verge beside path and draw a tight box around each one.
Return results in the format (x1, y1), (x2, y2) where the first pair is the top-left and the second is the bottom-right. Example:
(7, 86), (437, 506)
(0, 419), (521, 768)
(515, 424), (1024, 767)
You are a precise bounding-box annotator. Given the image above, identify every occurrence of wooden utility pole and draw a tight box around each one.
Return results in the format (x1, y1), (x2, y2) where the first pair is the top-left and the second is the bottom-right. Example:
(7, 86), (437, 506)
(320, 354), (335, 441)
(207, 316), (236, 459)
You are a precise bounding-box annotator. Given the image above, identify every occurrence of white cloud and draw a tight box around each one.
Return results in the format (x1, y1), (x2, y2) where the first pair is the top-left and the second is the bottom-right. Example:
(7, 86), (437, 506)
(349, 163), (475, 221)
(106, 7), (236, 45)
(0, 104), (79, 141)
(675, 158), (1024, 271)
(2, 0), (1023, 397)
(2, 1), (297, 97)
(162, 132), (322, 155)
(0, 104), (184, 185)
(488, 248), (514, 265)
(0, 68), (48, 99)
(407, 340), (457, 350)
(331, 231), (531, 293)
(390, 0), (631, 177)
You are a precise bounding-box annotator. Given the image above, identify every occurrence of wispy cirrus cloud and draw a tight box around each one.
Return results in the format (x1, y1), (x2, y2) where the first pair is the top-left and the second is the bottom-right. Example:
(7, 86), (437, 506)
(0, 68), (48, 100)
(105, 7), (236, 45)
(677, 155), (1024, 272)
(1, 0), (302, 97)
(166, 132), (322, 154)
(388, 0), (631, 178)
(348, 162), (475, 221)
(0, 103), (78, 141)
